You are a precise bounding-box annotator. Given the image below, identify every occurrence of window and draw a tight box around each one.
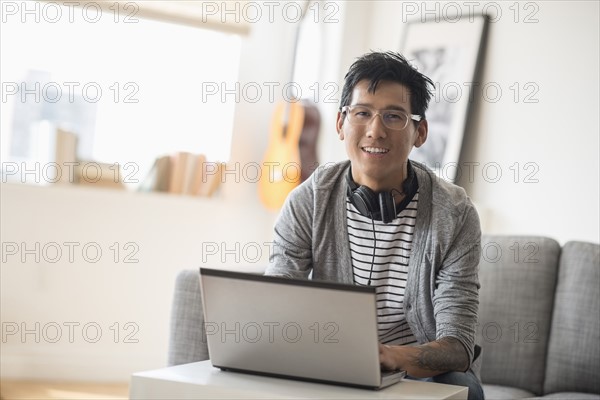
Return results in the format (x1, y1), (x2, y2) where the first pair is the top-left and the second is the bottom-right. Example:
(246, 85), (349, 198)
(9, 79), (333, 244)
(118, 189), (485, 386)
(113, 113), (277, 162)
(1, 1), (242, 187)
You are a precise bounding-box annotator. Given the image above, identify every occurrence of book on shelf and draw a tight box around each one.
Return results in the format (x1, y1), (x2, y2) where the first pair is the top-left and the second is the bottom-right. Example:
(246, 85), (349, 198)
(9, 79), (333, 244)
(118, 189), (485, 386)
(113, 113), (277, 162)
(197, 161), (224, 197)
(154, 156), (172, 192)
(54, 128), (78, 184)
(169, 151), (195, 194)
(140, 152), (224, 197)
(189, 153), (207, 196)
(50, 127), (124, 190)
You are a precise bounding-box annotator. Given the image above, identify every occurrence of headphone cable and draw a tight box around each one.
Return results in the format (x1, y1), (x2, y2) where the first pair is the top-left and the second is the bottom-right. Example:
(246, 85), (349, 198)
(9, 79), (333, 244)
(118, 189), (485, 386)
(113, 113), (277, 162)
(368, 214), (377, 286)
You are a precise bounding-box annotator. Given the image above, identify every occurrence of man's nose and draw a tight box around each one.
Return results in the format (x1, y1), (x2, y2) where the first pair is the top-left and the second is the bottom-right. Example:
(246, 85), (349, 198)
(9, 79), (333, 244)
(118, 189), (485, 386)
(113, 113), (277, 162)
(366, 113), (387, 139)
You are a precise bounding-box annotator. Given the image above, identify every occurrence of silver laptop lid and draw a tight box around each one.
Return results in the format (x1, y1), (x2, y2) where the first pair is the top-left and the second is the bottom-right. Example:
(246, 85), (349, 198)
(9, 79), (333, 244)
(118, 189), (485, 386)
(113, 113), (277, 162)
(199, 268), (390, 388)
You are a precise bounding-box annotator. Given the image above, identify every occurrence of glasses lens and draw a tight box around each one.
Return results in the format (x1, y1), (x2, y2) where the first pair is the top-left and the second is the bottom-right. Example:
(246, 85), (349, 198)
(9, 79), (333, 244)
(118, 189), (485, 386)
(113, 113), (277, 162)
(345, 106), (409, 130)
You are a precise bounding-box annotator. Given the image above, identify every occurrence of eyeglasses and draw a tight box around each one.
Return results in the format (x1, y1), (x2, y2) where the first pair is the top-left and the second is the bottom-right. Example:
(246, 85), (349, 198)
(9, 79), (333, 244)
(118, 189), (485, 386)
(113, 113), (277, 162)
(341, 105), (422, 131)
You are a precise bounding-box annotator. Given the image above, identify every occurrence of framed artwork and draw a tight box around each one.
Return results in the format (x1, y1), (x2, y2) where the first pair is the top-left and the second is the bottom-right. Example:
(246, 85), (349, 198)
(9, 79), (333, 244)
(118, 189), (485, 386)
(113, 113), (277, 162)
(401, 15), (490, 182)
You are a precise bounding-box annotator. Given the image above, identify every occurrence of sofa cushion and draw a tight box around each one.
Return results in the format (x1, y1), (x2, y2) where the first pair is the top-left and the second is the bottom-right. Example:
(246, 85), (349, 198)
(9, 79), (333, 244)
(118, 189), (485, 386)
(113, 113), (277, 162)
(477, 235), (560, 395)
(482, 384), (535, 399)
(537, 393), (600, 399)
(168, 269), (209, 365)
(543, 241), (600, 395)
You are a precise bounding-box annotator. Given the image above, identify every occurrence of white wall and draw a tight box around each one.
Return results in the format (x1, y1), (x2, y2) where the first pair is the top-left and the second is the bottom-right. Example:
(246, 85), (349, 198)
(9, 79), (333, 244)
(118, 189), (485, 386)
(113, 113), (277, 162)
(460, 1), (599, 244)
(358, 0), (600, 244)
(1, 0), (598, 384)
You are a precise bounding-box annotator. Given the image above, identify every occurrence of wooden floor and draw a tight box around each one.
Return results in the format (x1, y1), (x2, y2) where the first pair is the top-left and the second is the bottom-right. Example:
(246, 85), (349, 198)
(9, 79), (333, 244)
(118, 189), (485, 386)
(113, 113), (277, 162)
(0, 381), (129, 400)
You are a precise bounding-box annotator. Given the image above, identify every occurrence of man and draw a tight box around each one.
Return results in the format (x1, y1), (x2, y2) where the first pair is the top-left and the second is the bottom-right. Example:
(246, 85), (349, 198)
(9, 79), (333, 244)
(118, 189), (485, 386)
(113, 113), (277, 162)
(265, 51), (483, 400)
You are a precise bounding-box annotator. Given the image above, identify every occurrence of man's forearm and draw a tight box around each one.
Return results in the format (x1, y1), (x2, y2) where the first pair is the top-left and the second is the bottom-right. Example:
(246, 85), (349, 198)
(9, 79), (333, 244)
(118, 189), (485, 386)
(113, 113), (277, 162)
(382, 337), (469, 378)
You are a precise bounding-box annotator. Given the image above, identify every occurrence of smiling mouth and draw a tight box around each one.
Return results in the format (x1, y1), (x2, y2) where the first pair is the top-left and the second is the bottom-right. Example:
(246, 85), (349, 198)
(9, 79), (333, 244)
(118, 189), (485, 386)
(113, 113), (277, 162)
(362, 146), (389, 154)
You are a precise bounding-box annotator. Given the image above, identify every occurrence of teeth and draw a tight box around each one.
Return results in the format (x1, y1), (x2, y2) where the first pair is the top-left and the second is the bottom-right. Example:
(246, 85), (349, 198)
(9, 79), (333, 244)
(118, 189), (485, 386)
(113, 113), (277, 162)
(363, 147), (388, 154)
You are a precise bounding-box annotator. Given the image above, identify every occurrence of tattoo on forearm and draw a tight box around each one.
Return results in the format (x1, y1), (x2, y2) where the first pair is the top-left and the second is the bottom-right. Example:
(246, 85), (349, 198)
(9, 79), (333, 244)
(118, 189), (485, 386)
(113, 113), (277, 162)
(410, 337), (469, 372)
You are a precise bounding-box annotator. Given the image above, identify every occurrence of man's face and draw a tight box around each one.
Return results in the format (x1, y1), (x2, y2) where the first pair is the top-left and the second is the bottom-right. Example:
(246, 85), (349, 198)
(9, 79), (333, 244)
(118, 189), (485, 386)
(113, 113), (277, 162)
(336, 79), (427, 192)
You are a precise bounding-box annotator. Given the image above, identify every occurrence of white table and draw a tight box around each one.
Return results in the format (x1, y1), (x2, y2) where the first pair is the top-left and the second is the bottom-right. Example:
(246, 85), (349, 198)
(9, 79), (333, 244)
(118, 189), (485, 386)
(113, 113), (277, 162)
(130, 360), (468, 399)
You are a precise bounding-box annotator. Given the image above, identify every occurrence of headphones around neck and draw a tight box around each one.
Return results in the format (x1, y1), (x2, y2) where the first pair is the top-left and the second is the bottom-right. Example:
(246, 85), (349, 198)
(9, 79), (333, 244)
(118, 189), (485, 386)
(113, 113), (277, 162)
(346, 162), (415, 224)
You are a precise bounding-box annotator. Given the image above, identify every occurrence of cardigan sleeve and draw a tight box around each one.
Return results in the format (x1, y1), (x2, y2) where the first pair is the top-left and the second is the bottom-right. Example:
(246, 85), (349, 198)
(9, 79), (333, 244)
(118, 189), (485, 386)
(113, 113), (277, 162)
(432, 199), (482, 369)
(264, 177), (315, 279)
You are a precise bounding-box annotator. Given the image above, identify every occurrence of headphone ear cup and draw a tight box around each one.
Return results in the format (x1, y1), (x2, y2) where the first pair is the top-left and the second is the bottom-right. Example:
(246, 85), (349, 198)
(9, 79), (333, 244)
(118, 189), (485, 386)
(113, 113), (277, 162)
(379, 192), (397, 224)
(351, 186), (379, 218)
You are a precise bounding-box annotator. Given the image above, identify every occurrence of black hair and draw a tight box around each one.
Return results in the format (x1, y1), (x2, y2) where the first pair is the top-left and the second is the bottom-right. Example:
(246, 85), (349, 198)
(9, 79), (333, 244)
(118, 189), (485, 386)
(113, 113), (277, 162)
(339, 51), (434, 120)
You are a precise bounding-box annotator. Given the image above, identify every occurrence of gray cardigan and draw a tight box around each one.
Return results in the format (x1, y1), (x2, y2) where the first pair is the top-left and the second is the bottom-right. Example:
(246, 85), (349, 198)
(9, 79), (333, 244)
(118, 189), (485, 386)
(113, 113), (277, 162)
(265, 160), (482, 370)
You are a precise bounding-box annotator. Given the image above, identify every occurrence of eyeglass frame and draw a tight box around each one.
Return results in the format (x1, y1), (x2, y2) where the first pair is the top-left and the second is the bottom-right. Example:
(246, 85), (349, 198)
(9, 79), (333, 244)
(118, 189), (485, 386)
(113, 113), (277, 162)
(340, 105), (422, 131)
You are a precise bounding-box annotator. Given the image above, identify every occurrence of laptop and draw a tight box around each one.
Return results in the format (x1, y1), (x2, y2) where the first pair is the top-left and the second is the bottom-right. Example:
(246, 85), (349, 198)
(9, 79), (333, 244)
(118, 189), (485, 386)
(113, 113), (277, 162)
(198, 268), (407, 390)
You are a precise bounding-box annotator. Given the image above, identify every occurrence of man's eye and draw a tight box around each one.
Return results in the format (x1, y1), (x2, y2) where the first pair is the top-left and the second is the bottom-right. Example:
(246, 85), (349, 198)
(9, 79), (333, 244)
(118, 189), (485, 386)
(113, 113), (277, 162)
(355, 111), (371, 117)
(385, 113), (402, 120)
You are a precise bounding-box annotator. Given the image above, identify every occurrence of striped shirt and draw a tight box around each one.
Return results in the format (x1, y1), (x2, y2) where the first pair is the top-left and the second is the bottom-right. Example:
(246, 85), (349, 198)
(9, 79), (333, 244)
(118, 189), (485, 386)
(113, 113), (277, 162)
(347, 192), (419, 346)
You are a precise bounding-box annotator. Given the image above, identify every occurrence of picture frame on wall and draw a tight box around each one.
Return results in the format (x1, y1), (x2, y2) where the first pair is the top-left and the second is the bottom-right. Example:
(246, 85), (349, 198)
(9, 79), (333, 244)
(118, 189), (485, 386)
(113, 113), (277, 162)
(401, 14), (490, 183)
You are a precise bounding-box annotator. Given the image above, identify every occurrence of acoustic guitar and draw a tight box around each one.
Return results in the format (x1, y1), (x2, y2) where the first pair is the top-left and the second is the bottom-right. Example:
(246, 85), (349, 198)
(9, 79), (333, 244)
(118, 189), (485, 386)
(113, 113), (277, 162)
(258, 1), (321, 210)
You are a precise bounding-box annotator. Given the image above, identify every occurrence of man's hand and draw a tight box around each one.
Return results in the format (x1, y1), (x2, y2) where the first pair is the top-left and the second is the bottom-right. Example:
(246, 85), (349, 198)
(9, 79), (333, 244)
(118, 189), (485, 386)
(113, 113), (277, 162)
(378, 344), (399, 371)
(378, 337), (469, 378)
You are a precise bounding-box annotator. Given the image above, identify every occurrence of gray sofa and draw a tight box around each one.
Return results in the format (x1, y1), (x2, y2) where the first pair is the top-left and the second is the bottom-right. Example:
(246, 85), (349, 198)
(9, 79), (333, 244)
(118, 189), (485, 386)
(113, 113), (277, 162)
(168, 235), (600, 399)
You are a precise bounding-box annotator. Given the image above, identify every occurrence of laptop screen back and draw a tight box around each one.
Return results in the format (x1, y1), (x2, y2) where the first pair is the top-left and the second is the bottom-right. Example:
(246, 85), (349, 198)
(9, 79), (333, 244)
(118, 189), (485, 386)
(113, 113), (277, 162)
(199, 268), (385, 388)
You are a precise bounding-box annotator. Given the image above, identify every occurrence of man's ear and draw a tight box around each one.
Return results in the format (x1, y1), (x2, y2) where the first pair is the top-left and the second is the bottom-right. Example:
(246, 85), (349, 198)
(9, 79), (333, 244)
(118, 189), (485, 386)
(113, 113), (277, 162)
(414, 119), (428, 148)
(336, 111), (345, 140)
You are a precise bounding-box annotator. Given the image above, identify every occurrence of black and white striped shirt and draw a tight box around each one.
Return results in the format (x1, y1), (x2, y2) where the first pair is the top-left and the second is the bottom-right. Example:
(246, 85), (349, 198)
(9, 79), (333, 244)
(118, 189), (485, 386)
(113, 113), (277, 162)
(347, 192), (419, 346)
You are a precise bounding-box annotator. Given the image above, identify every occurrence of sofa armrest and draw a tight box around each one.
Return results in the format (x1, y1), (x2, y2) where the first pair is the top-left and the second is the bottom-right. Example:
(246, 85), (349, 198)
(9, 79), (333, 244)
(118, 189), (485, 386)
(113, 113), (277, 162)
(477, 235), (561, 395)
(168, 269), (209, 366)
(544, 240), (600, 395)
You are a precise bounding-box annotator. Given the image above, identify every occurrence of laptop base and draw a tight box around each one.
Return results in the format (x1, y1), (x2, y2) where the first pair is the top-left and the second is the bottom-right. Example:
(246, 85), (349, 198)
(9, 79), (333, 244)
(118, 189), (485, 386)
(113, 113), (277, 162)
(216, 365), (406, 390)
